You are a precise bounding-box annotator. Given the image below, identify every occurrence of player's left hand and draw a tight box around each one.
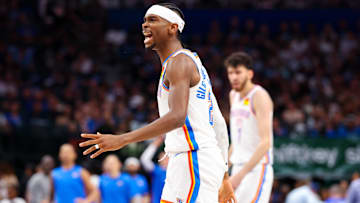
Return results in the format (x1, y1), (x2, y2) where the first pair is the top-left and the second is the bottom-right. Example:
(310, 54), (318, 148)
(219, 176), (237, 203)
(79, 132), (128, 159)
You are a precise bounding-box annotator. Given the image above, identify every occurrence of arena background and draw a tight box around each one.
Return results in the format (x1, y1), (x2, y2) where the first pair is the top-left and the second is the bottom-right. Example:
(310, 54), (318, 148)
(0, 0), (360, 202)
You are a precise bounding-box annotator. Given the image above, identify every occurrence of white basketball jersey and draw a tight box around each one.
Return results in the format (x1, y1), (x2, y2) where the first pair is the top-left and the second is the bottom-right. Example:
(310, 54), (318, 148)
(229, 85), (273, 165)
(157, 49), (218, 153)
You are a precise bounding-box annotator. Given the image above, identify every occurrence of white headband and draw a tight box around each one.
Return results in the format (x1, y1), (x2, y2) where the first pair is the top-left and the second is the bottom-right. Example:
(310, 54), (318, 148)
(145, 5), (185, 33)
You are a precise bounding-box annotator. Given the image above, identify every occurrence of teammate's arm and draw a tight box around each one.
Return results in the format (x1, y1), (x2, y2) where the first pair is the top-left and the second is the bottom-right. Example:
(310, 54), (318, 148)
(80, 169), (99, 203)
(79, 54), (194, 159)
(216, 91), (236, 203)
(229, 90), (273, 189)
(227, 90), (236, 166)
(211, 93), (229, 170)
(140, 136), (164, 172)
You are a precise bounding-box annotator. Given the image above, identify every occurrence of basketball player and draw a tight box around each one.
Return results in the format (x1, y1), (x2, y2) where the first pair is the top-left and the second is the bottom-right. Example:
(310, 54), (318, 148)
(100, 154), (141, 203)
(50, 144), (98, 203)
(79, 3), (235, 203)
(225, 52), (274, 203)
(26, 155), (54, 203)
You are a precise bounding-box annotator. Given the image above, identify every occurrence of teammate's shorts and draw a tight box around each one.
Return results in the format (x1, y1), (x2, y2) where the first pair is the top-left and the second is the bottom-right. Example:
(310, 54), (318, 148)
(231, 163), (273, 203)
(161, 147), (226, 203)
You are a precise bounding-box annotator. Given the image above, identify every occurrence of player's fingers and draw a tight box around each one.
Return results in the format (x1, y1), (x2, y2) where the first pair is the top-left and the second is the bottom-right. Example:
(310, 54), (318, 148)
(83, 144), (100, 155)
(80, 133), (101, 139)
(231, 195), (237, 203)
(90, 149), (105, 159)
(79, 139), (99, 147)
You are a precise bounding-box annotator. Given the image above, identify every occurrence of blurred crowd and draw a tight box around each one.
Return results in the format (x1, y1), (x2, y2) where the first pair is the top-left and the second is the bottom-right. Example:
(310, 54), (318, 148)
(0, 0), (360, 202)
(0, 141), (359, 203)
(97, 0), (360, 9)
(0, 0), (359, 146)
(0, 141), (165, 203)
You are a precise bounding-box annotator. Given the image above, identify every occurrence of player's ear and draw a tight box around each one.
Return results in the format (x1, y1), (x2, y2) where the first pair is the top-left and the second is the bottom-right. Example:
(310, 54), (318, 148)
(248, 69), (254, 79)
(169, 23), (178, 35)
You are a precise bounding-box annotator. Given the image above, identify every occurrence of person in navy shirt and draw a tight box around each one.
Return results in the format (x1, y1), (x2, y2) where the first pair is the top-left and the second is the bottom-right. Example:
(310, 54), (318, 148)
(99, 154), (141, 203)
(140, 136), (168, 203)
(124, 157), (150, 202)
(51, 144), (98, 203)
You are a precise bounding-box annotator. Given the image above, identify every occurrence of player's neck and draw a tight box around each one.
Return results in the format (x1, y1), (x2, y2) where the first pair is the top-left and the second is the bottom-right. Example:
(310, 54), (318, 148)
(156, 39), (183, 65)
(109, 171), (120, 178)
(239, 82), (255, 98)
(62, 162), (75, 170)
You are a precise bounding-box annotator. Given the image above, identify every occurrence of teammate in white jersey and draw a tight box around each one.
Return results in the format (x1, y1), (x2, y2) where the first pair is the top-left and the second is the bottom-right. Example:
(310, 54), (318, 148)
(79, 3), (235, 203)
(225, 52), (274, 203)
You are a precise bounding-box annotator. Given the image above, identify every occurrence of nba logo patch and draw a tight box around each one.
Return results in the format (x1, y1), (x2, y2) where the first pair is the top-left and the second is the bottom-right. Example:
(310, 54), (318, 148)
(244, 98), (250, 106)
(72, 171), (80, 178)
(176, 197), (184, 203)
(117, 180), (123, 187)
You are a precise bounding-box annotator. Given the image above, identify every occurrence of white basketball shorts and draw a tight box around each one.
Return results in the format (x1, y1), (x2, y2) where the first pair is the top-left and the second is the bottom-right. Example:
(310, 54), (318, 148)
(231, 163), (273, 203)
(161, 147), (226, 203)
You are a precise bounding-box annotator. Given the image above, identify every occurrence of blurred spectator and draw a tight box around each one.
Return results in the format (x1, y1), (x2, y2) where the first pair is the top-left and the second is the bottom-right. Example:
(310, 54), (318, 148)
(140, 136), (168, 203)
(346, 172), (360, 203)
(51, 144), (98, 203)
(124, 157), (150, 202)
(26, 155), (55, 203)
(324, 184), (346, 203)
(99, 154), (141, 203)
(0, 164), (18, 200)
(19, 163), (35, 198)
(0, 184), (25, 203)
(270, 179), (291, 203)
(285, 177), (323, 203)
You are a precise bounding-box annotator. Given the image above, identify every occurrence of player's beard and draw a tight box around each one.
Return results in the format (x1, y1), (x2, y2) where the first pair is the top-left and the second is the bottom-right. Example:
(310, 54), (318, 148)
(235, 77), (248, 92)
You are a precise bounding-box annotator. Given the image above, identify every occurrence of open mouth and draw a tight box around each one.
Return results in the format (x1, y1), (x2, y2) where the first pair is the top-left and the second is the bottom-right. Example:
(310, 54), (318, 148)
(143, 32), (153, 44)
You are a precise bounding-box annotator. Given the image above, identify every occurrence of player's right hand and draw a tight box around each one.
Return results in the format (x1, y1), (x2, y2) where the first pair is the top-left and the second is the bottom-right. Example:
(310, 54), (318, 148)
(219, 174), (237, 203)
(79, 132), (128, 159)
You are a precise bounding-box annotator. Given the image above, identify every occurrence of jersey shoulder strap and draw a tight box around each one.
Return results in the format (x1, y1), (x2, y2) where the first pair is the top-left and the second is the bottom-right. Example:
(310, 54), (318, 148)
(247, 85), (262, 99)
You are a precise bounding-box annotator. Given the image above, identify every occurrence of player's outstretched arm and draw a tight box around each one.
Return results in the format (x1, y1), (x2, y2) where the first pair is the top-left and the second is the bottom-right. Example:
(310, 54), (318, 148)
(229, 89), (273, 189)
(79, 54), (195, 159)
